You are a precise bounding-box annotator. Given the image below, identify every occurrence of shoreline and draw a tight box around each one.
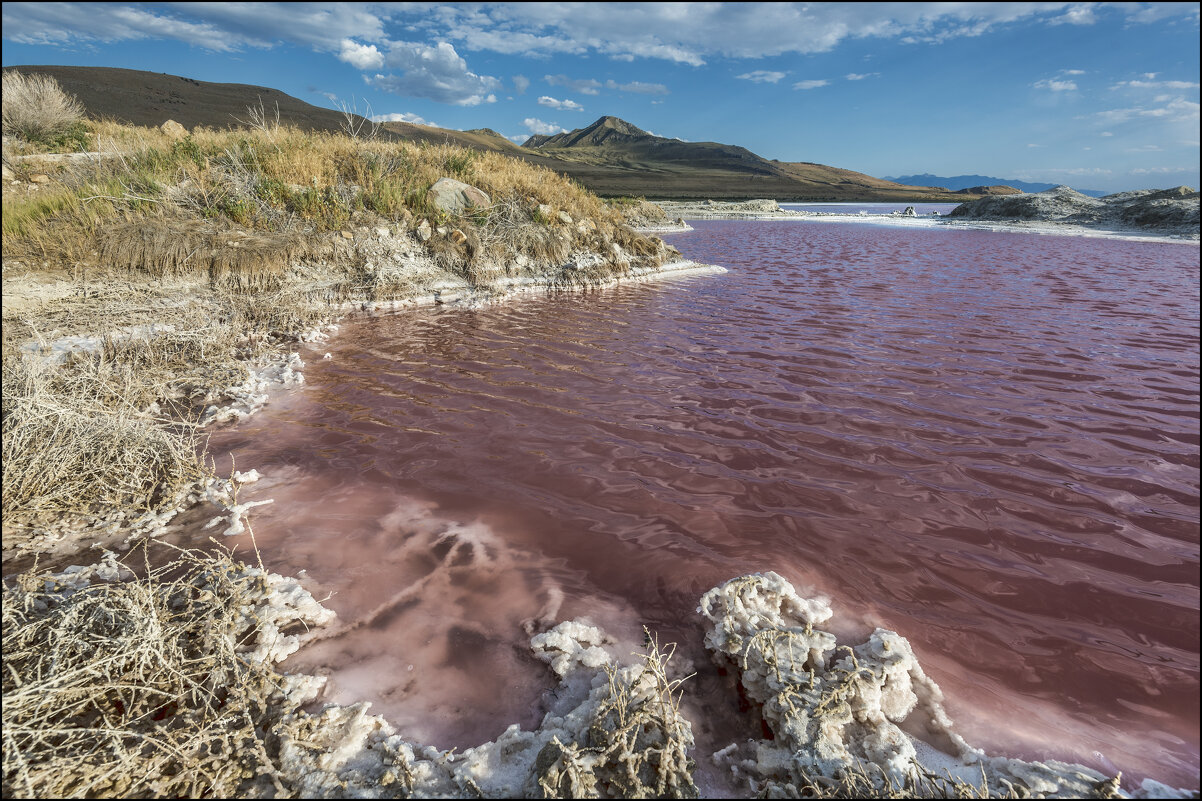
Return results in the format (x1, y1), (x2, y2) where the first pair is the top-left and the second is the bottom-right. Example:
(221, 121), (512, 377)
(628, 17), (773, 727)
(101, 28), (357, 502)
(650, 196), (1200, 242)
(3, 117), (1197, 795)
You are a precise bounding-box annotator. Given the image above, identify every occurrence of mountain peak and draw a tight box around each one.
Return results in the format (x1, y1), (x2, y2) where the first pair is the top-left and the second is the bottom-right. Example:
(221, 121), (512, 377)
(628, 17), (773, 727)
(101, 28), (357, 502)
(523, 115), (654, 149)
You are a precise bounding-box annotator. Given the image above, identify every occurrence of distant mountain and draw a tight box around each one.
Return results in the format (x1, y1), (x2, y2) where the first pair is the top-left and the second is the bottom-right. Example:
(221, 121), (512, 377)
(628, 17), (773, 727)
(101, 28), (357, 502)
(520, 116), (973, 201)
(884, 173), (1108, 198)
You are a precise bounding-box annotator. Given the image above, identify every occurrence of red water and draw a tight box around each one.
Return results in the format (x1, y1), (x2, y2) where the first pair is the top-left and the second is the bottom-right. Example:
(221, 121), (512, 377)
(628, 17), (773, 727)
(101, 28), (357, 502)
(206, 221), (1199, 790)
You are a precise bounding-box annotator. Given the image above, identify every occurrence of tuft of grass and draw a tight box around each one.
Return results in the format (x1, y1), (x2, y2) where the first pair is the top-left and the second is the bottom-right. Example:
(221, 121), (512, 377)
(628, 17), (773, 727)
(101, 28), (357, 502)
(2, 71), (85, 145)
(1, 354), (206, 530)
(535, 629), (697, 799)
(1, 544), (299, 798)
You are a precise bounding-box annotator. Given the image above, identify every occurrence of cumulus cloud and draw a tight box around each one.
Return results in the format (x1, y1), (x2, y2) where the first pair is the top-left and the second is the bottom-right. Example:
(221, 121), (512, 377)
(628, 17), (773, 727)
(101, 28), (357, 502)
(513, 75), (530, 94)
(523, 117), (567, 135)
(793, 79), (828, 90)
(1034, 78), (1077, 91)
(371, 111), (437, 126)
(538, 95), (584, 111)
(737, 70), (787, 83)
(369, 41), (502, 106)
(339, 38), (384, 70)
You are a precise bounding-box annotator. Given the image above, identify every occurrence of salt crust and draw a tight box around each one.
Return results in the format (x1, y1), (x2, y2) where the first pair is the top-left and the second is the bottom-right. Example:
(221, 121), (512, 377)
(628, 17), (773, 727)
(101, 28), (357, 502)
(698, 571), (1193, 799)
(33, 554), (1195, 798)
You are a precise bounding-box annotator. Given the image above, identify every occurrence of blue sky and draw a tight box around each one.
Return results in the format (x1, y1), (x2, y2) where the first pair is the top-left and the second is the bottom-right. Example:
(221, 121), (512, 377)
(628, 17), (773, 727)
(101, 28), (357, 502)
(3, 2), (1199, 193)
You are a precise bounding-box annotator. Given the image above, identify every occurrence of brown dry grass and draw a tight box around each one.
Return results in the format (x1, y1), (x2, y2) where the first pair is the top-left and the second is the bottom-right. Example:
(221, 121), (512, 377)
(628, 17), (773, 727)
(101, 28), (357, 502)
(2, 544), (293, 798)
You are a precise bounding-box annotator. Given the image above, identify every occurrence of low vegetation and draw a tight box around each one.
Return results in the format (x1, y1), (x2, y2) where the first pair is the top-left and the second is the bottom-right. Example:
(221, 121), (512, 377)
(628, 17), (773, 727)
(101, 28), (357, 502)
(2, 71), (86, 147)
(2, 98), (677, 552)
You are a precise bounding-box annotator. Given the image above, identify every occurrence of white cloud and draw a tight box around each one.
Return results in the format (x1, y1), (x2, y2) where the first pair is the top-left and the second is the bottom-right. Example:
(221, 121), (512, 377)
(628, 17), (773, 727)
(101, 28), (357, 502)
(605, 79), (669, 95)
(1051, 5), (1097, 25)
(523, 117), (567, 135)
(1063, 69), (1086, 75)
(8, 2), (1195, 71)
(1097, 96), (1200, 123)
(545, 74), (602, 95)
(369, 41), (502, 106)
(1112, 79), (1201, 90)
(507, 133), (528, 144)
(513, 75), (530, 94)
(1101, 131), (1113, 136)
(845, 72), (879, 80)
(424, 3), (1200, 65)
(1034, 78), (1077, 91)
(538, 95), (584, 111)
(372, 112), (437, 126)
(339, 38), (384, 70)
(1027, 143), (1044, 148)
(1131, 166), (1191, 174)
(1126, 144), (1163, 152)
(793, 79), (828, 90)
(737, 70), (787, 83)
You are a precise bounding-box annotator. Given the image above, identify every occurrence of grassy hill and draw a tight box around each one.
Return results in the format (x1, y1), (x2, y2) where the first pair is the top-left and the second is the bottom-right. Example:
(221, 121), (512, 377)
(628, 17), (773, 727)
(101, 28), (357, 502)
(4, 65), (973, 202)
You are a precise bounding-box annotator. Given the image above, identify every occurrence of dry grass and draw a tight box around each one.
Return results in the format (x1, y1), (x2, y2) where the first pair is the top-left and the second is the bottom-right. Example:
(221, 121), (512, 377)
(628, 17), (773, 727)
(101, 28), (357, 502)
(535, 629), (697, 799)
(2, 544), (294, 798)
(1, 354), (206, 533)
(2, 71), (85, 144)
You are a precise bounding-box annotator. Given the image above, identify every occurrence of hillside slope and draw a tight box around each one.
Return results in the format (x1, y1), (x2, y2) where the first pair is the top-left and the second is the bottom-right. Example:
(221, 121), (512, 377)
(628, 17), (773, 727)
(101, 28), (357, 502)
(5, 65), (972, 202)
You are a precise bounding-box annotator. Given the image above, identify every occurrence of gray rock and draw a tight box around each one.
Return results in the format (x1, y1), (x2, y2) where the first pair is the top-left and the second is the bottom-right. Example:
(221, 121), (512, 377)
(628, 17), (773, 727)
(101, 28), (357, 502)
(415, 220), (432, 242)
(428, 177), (490, 216)
(949, 184), (1198, 236)
(557, 211), (573, 225)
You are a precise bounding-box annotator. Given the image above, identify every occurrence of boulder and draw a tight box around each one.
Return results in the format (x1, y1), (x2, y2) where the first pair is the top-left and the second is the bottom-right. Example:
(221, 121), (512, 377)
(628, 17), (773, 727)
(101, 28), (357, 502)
(160, 120), (188, 139)
(428, 177), (490, 215)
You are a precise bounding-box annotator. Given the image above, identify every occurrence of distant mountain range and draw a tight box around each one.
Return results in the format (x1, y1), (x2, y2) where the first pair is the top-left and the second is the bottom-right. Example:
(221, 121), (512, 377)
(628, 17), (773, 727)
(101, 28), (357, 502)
(883, 173), (1108, 198)
(8, 64), (975, 202)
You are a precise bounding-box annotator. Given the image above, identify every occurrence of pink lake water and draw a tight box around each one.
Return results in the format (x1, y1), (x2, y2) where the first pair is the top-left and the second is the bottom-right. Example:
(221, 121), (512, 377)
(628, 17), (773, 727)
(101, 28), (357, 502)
(205, 220), (1199, 791)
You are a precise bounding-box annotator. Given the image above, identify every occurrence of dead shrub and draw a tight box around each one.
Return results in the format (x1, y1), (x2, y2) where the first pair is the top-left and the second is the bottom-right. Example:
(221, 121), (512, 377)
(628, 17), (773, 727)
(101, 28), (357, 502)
(1, 71), (85, 144)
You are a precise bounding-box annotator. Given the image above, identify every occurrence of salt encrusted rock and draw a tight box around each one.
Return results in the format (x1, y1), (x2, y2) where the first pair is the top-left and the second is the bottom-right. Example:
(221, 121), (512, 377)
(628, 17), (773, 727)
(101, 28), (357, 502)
(429, 177), (490, 215)
(698, 572), (1144, 798)
(160, 119), (188, 139)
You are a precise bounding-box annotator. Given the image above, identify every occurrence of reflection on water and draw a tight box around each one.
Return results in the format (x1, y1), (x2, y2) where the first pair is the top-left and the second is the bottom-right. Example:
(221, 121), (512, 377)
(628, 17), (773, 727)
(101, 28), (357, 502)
(206, 220), (1199, 788)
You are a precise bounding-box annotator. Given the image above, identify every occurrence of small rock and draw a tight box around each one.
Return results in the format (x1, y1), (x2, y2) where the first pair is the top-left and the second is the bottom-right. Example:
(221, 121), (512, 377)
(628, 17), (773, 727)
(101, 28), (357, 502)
(160, 119), (188, 139)
(537, 203), (553, 219)
(340, 230), (354, 240)
(1, 164), (14, 181)
(557, 211), (573, 225)
(450, 229), (468, 245)
(29, 173), (50, 184)
(436, 226), (448, 236)
(415, 220), (432, 242)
